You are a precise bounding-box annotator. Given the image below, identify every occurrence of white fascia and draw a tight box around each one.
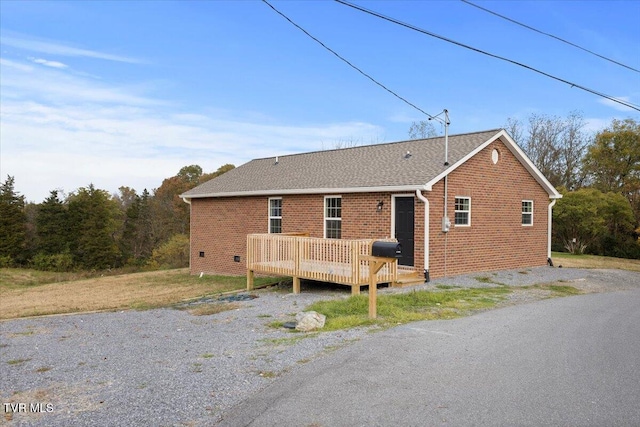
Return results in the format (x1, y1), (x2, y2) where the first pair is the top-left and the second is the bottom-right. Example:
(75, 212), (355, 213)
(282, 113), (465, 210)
(181, 185), (426, 199)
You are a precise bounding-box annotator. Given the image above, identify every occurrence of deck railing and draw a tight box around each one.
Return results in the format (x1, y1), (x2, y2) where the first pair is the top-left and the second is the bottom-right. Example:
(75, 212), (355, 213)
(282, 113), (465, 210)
(247, 233), (398, 293)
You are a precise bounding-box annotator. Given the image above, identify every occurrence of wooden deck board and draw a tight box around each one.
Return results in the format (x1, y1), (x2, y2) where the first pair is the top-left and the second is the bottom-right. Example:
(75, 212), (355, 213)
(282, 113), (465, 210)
(247, 234), (413, 293)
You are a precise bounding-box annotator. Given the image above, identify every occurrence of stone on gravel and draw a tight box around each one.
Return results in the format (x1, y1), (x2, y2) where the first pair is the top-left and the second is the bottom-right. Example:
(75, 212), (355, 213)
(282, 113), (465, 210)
(295, 311), (326, 331)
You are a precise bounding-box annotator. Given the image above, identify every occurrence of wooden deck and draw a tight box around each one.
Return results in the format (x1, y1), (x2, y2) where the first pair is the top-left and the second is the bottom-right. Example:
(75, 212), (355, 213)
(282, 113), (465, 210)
(246, 233), (423, 294)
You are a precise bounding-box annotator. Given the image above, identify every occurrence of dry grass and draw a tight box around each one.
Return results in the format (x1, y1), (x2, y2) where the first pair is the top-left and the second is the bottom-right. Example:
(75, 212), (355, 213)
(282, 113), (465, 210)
(185, 302), (242, 316)
(552, 252), (640, 272)
(0, 268), (279, 320)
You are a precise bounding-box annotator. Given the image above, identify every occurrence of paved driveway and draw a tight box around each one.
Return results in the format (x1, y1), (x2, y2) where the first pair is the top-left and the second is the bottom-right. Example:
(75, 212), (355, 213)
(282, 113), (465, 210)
(219, 285), (640, 426)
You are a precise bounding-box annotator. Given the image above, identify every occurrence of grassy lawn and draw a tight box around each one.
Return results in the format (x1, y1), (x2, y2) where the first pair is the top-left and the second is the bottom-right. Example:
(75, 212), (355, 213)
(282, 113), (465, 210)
(301, 284), (581, 331)
(2, 253), (636, 322)
(552, 252), (640, 272)
(0, 268), (281, 320)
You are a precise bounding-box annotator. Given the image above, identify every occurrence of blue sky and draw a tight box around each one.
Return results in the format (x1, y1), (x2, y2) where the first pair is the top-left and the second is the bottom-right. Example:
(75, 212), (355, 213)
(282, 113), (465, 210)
(1, 0), (639, 203)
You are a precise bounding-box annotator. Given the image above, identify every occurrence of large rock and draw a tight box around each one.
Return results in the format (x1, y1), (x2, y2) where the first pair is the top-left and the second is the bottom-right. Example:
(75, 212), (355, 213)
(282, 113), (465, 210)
(295, 311), (326, 332)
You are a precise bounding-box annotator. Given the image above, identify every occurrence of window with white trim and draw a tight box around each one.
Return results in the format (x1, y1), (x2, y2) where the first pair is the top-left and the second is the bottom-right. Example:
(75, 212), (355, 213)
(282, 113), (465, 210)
(269, 198), (282, 233)
(522, 200), (533, 226)
(454, 197), (471, 226)
(324, 196), (342, 239)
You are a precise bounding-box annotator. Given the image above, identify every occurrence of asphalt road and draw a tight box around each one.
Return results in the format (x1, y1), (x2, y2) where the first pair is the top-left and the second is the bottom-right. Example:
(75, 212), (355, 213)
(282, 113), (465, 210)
(218, 287), (640, 427)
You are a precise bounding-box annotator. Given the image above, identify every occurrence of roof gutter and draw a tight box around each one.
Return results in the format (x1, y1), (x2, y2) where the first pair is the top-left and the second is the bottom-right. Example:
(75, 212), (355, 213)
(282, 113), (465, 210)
(181, 184), (428, 200)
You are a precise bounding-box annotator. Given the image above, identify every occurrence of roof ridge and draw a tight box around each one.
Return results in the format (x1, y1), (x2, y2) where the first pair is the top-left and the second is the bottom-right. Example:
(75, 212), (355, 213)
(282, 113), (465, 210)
(252, 128), (504, 161)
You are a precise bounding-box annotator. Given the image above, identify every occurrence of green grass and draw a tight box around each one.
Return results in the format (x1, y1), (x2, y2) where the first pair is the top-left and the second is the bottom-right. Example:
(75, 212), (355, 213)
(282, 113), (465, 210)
(7, 358), (31, 365)
(474, 274), (508, 286)
(523, 284), (582, 296)
(260, 335), (310, 345)
(435, 284), (461, 289)
(306, 287), (512, 331)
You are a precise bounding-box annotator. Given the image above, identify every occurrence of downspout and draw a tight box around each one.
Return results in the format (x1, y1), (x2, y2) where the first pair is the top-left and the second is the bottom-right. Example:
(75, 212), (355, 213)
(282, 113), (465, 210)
(547, 199), (556, 266)
(416, 189), (430, 282)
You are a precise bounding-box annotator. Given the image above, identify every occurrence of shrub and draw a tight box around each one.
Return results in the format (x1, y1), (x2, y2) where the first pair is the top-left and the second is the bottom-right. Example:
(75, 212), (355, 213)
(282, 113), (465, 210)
(0, 255), (14, 268)
(148, 234), (189, 269)
(32, 253), (75, 272)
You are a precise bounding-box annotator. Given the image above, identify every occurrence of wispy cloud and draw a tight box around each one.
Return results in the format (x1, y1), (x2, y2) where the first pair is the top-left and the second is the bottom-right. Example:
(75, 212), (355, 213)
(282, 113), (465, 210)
(0, 58), (33, 72)
(1, 32), (144, 64)
(598, 96), (637, 112)
(30, 57), (68, 69)
(0, 52), (381, 202)
(1, 57), (165, 107)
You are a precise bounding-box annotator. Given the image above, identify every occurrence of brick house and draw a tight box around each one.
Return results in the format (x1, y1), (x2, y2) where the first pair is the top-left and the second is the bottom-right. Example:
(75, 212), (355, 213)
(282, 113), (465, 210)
(181, 129), (561, 281)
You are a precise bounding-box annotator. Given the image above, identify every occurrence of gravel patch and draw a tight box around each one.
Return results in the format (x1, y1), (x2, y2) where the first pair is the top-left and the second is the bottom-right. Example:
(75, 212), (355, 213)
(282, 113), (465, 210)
(1, 266), (638, 426)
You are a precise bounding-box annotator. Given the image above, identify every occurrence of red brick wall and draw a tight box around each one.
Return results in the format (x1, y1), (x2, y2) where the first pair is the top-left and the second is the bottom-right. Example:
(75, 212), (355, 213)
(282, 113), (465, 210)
(189, 137), (553, 278)
(189, 196), (265, 276)
(189, 193), (396, 276)
(425, 138), (550, 278)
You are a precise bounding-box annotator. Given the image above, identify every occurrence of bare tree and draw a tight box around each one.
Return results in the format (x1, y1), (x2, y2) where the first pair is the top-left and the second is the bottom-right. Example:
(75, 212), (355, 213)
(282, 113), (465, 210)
(559, 112), (589, 190)
(408, 120), (437, 140)
(525, 113), (565, 187)
(504, 117), (524, 146)
(322, 135), (385, 150)
(505, 111), (589, 190)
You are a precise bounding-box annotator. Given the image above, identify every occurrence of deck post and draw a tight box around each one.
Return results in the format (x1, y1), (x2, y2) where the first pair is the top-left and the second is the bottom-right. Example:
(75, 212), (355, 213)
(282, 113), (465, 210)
(247, 269), (254, 291)
(293, 276), (301, 294)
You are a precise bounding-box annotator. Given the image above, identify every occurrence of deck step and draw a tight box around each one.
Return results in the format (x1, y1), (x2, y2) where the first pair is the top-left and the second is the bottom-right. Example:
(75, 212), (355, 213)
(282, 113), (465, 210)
(394, 271), (425, 287)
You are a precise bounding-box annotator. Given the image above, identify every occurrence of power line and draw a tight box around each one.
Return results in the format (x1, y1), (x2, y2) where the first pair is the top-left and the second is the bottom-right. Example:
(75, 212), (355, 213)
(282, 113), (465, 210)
(460, 0), (640, 74)
(335, 0), (640, 112)
(261, 0), (439, 120)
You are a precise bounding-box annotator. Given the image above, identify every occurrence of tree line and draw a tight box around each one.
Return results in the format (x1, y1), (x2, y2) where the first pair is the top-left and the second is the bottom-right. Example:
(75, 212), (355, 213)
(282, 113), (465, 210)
(409, 114), (640, 258)
(0, 164), (234, 271)
(509, 115), (639, 258)
(2, 114), (639, 272)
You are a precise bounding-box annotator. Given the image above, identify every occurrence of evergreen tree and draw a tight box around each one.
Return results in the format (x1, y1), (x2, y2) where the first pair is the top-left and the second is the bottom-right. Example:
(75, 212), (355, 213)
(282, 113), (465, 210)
(67, 184), (122, 269)
(36, 190), (70, 255)
(0, 176), (27, 265)
(120, 189), (154, 264)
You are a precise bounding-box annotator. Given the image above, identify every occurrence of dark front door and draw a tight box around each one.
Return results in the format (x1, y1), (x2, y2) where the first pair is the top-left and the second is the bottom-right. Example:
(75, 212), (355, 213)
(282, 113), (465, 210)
(395, 197), (415, 267)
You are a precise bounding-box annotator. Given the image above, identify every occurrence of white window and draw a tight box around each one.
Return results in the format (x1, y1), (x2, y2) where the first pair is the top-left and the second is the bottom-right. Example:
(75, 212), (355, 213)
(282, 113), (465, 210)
(454, 197), (471, 226)
(269, 198), (282, 233)
(522, 200), (533, 226)
(324, 196), (342, 239)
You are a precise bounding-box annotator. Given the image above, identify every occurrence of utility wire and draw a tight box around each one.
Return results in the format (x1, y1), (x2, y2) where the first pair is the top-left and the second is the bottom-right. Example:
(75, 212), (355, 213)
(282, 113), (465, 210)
(261, 0), (439, 120)
(335, 0), (640, 112)
(461, 0), (640, 74)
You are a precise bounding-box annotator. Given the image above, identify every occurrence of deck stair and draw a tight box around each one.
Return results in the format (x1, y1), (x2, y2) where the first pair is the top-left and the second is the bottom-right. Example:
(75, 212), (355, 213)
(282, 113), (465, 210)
(394, 268), (425, 287)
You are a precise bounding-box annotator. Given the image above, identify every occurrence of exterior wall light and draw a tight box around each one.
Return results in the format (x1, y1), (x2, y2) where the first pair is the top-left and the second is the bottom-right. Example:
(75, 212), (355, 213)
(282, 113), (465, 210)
(377, 201), (384, 211)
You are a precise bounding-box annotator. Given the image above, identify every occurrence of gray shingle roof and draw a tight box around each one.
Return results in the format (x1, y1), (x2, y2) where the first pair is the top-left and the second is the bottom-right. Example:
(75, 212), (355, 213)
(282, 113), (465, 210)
(182, 129), (557, 198)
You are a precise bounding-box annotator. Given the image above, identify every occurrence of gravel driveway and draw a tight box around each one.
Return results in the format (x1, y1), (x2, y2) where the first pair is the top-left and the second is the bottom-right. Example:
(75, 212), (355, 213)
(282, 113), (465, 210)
(1, 266), (637, 426)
